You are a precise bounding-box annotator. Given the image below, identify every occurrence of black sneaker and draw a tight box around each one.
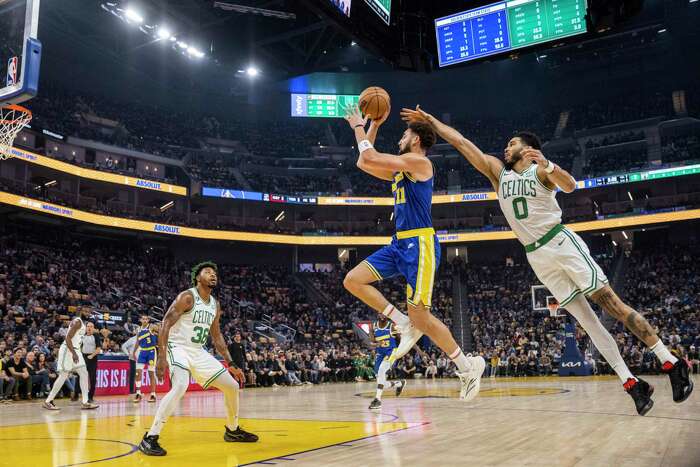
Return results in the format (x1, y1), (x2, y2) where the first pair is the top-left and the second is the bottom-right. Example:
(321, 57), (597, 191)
(368, 398), (382, 410)
(624, 377), (654, 416)
(139, 433), (167, 456)
(661, 360), (694, 403)
(395, 380), (407, 397)
(133, 393), (142, 403)
(224, 426), (259, 443)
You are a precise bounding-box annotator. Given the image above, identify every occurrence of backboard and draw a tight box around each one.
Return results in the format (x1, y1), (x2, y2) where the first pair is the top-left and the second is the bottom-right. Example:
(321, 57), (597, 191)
(0, 0), (41, 106)
(531, 284), (562, 317)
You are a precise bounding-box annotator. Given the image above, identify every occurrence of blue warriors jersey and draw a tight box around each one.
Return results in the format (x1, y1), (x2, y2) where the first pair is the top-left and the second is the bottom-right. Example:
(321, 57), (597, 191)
(137, 328), (157, 351)
(374, 322), (397, 356)
(392, 170), (433, 232)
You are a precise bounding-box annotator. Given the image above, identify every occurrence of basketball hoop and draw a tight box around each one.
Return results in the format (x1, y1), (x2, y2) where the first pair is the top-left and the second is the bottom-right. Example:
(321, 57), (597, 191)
(547, 297), (560, 318)
(0, 104), (32, 160)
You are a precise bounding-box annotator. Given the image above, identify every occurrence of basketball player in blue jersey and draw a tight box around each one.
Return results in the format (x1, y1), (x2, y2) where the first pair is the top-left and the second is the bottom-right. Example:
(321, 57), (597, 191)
(133, 315), (158, 403)
(343, 105), (486, 402)
(368, 314), (406, 410)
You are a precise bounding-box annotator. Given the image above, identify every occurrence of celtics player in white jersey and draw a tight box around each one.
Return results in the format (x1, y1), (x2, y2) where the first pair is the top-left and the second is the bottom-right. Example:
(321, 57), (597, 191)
(401, 106), (693, 416)
(43, 307), (99, 410)
(139, 261), (258, 456)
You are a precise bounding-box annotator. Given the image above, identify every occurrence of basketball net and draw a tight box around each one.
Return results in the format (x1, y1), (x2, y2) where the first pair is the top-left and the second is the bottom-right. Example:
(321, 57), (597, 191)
(0, 104), (32, 160)
(547, 301), (560, 318)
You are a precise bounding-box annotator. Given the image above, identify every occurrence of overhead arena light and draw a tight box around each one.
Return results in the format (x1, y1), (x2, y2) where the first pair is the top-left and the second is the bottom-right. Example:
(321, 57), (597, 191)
(160, 201), (175, 212)
(124, 8), (144, 24)
(44, 180), (57, 187)
(177, 41), (188, 49)
(246, 66), (260, 77)
(157, 27), (172, 40)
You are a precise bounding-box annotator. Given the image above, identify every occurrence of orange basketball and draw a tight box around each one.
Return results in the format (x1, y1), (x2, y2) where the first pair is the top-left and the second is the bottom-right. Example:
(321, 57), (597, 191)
(358, 86), (390, 120)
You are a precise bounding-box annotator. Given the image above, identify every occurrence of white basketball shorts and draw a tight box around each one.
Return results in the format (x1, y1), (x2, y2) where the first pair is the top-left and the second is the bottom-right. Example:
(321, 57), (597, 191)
(57, 343), (85, 373)
(166, 342), (227, 389)
(527, 226), (609, 308)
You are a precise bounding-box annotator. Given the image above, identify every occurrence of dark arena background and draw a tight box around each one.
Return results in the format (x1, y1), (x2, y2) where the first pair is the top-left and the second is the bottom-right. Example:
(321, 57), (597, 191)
(0, 0), (698, 466)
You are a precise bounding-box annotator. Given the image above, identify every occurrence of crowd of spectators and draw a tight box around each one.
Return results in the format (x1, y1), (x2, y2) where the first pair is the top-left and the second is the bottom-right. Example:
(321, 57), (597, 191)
(585, 131), (646, 149)
(19, 83), (699, 198)
(583, 146), (649, 177)
(0, 220), (698, 402)
(660, 133), (700, 164)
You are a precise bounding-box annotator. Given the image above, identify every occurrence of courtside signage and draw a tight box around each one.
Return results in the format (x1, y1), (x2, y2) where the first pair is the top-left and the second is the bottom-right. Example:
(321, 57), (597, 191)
(8, 146), (188, 196)
(4, 191), (699, 246)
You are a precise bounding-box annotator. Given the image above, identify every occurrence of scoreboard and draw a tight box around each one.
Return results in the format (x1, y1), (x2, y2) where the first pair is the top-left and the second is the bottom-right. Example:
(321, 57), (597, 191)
(435, 0), (587, 67)
(291, 94), (359, 118)
(365, 0), (391, 25)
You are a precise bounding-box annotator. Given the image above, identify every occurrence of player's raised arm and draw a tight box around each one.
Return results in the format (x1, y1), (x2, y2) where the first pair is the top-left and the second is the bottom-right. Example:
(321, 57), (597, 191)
(345, 105), (394, 181)
(345, 105), (431, 178)
(155, 290), (193, 380)
(522, 148), (577, 193)
(401, 105), (503, 188)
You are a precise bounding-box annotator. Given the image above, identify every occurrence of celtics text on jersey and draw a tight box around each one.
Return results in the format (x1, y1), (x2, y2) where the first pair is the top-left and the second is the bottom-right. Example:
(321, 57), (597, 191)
(168, 287), (218, 348)
(497, 164), (562, 245)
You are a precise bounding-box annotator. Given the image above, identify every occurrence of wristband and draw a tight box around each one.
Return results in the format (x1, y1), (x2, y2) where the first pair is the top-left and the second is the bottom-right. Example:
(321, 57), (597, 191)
(227, 361), (238, 369)
(544, 160), (555, 174)
(354, 124), (364, 129)
(358, 140), (374, 154)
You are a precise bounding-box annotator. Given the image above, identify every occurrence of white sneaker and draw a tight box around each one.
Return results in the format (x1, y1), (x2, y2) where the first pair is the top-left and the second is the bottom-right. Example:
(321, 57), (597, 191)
(388, 321), (423, 363)
(457, 356), (486, 402)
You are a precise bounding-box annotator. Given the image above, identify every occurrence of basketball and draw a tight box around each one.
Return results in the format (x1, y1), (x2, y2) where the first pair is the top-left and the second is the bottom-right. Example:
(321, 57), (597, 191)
(358, 86), (390, 120)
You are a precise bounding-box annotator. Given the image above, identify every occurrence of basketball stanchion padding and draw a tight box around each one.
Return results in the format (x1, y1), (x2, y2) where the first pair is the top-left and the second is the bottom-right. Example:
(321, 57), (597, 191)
(0, 104), (32, 160)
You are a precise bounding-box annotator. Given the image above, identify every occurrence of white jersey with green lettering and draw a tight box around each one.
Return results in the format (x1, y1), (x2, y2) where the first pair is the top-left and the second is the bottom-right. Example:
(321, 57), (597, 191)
(168, 287), (218, 348)
(497, 164), (561, 245)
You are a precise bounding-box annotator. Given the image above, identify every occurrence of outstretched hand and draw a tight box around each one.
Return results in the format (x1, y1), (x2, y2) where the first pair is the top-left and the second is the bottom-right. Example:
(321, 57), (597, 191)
(400, 105), (432, 125)
(344, 104), (367, 130)
(521, 148), (548, 167)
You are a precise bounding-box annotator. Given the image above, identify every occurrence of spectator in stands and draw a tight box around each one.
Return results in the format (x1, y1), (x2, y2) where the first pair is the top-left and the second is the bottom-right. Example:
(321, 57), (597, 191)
(0, 350), (16, 402)
(6, 348), (30, 400)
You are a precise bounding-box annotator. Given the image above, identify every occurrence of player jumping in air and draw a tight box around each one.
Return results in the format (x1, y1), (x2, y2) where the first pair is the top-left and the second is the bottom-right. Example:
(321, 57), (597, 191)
(139, 262), (258, 456)
(401, 105), (693, 415)
(343, 105), (485, 402)
(42, 307), (99, 410)
(368, 314), (407, 410)
(133, 315), (158, 403)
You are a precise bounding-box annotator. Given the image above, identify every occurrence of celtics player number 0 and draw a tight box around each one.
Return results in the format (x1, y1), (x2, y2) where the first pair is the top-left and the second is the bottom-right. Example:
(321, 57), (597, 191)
(513, 197), (529, 220)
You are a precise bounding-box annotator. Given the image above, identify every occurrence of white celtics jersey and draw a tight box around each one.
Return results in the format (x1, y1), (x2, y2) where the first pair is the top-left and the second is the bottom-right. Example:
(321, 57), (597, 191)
(63, 317), (85, 350)
(497, 164), (562, 245)
(169, 287), (218, 348)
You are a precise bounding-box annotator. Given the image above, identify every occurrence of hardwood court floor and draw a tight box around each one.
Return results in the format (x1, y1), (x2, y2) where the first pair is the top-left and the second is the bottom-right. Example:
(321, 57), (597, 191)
(1, 375), (698, 467)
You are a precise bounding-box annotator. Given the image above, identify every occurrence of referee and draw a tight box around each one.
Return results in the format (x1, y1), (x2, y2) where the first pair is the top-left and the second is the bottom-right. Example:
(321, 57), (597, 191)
(81, 322), (102, 403)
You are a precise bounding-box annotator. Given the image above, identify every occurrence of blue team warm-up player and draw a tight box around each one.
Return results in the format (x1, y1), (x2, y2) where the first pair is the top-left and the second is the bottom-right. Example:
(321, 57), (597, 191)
(342, 104), (485, 401)
(133, 314), (159, 403)
(368, 314), (406, 410)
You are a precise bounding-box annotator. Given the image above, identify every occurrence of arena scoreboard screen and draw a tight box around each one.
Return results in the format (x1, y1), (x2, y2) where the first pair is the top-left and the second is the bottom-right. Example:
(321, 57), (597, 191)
(291, 93), (359, 118)
(365, 0), (391, 25)
(435, 0), (587, 67)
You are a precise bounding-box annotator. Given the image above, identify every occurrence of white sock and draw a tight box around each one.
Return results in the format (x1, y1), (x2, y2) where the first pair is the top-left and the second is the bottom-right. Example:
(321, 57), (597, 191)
(566, 295), (635, 383)
(148, 367), (189, 437)
(449, 347), (472, 373)
(45, 372), (69, 403)
(375, 387), (384, 400)
(650, 340), (678, 365)
(135, 379), (142, 394)
(382, 304), (409, 327)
